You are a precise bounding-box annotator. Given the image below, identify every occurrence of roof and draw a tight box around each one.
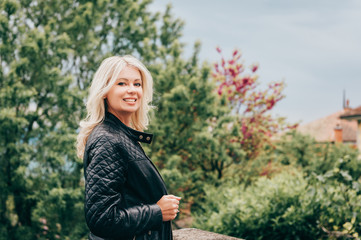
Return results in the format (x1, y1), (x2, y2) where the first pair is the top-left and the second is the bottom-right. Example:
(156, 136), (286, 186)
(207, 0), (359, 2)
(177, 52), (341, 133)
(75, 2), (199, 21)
(340, 105), (361, 120)
(297, 110), (357, 143)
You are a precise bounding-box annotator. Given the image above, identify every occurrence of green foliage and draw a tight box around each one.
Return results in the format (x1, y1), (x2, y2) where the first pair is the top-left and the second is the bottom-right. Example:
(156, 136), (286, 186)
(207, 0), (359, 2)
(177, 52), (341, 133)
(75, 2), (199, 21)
(147, 51), (222, 205)
(193, 133), (361, 239)
(32, 187), (87, 240)
(272, 131), (361, 179)
(146, 44), (248, 210)
(193, 170), (323, 239)
(0, 0), (188, 239)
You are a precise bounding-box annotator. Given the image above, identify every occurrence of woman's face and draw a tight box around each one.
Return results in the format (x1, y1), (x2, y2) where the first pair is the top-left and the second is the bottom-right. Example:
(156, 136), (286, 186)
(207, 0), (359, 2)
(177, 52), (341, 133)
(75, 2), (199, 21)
(105, 65), (143, 122)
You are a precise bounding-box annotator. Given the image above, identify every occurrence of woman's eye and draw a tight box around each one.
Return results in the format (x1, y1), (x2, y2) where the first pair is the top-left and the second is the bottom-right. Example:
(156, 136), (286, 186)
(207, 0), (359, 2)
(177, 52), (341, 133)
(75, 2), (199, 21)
(134, 83), (142, 87)
(117, 82), (126, 86)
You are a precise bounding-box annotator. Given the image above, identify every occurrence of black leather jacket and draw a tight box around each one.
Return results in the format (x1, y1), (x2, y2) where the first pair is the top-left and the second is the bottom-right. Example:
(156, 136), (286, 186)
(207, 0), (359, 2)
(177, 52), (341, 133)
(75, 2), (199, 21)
(83, 112), (172, 240)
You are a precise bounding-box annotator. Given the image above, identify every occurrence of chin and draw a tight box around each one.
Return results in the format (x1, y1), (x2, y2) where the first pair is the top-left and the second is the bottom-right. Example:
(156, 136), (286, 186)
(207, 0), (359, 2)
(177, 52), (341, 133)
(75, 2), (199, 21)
(123, 107), (140, 113)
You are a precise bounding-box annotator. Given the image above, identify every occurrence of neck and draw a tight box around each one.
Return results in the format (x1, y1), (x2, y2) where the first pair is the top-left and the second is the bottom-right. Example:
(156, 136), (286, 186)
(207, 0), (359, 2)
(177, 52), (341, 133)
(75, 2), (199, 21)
(107, 109), (132, 127)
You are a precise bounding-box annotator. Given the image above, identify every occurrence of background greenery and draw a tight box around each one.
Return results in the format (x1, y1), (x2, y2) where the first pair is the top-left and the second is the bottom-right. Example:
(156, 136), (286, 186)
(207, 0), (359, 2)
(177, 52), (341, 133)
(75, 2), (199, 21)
(1, 0), (360, 239)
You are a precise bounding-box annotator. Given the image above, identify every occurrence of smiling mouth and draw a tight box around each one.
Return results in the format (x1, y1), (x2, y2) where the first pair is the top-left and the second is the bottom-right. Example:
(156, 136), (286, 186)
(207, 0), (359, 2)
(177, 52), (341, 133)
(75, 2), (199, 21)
(123, 99), (136, 102)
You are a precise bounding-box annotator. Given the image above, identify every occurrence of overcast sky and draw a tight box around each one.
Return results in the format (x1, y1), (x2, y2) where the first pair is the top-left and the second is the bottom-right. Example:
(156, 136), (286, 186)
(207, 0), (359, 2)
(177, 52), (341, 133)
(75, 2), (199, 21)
(149, 0), (361, 124)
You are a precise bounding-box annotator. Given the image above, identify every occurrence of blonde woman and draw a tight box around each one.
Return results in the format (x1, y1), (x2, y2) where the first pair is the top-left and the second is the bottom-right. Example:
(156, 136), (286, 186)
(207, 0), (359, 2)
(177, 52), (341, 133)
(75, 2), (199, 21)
(77, 56), (180, 240)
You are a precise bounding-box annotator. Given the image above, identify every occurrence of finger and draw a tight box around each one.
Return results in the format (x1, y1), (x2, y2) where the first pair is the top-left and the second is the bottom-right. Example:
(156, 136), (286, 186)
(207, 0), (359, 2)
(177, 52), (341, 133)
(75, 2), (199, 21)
(164, 198), (179, 203)
(164, 214), (176, 221)
(166, 214), (177, 221)
(164, 202), (179, 210)
(163, 203), (177, 210)
(167, 199), (180, 205)
(167, 195), (182, 200)
(163, 208), (178, 214)
(164, 209), (179, 215)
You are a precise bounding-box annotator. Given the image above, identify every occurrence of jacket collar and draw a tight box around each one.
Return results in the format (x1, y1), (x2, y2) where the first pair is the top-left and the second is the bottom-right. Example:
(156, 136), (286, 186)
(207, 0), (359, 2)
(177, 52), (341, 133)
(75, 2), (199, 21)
(104, 112), (153, 144)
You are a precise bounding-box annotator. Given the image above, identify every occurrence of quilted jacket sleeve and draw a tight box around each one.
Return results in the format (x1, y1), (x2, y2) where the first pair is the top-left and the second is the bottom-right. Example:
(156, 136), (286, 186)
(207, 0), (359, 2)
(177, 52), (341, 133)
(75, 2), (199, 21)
(84, 135), (163, 239)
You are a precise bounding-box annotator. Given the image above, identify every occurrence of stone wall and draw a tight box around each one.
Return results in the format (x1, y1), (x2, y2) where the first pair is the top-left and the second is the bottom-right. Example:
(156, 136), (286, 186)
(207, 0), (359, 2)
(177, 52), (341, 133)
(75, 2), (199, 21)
(173, 228), (243, 240)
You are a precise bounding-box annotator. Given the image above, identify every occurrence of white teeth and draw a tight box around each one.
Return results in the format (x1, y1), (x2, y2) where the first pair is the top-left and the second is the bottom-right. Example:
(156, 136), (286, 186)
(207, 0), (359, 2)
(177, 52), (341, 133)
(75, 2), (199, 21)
(124, 99), (136, 102)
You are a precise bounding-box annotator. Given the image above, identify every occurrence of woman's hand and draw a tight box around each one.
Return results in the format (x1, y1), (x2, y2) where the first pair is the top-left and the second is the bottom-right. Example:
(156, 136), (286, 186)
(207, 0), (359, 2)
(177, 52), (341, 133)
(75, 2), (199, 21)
(156, 195), (181, 221)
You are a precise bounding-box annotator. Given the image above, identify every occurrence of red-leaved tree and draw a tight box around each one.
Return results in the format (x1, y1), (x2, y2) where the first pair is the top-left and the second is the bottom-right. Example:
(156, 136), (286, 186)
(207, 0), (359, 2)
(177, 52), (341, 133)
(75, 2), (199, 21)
(213, 47), (296, 159)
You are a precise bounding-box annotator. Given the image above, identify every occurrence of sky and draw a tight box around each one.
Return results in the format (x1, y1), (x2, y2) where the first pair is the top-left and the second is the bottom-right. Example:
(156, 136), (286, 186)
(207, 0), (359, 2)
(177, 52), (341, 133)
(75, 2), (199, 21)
(149, 0), (361, 124)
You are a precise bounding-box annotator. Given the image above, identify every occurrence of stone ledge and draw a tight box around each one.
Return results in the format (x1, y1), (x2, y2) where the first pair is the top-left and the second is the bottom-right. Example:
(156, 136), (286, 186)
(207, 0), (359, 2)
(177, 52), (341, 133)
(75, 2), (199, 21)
(173, 228), (243, 240)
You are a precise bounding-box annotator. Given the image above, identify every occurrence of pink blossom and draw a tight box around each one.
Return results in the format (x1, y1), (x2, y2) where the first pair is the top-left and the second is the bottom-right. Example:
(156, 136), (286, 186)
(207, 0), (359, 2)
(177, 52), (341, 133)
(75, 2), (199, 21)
(217, 83), (226, 95)
(267, 99), (275, 110)
(251, 64), (258, 72)
(242, 77), (250, 86)
(229, 68), (236, 77)
(241, 125), (247, 134)
(214, 63), (219, 72)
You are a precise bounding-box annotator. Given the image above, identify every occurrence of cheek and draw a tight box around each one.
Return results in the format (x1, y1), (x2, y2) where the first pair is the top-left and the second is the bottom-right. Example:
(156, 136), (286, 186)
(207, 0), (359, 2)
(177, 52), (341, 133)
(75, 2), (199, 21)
(138, 89), (143, 98)
(106, 90), (122, 106)
(109, 87), (124, 98)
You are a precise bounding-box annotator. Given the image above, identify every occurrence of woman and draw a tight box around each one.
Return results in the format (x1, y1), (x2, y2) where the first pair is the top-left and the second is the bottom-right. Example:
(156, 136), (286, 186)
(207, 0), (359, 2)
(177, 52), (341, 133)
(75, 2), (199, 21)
(77, 55), (180, 240)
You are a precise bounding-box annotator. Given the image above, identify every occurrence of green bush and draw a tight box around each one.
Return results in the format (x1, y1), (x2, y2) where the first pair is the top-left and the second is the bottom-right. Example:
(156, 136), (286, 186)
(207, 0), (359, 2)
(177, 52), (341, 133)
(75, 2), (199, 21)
(193, 170), (323, 239)
(272, 131), (361, 179)
(193, 166), (361, 240)
(308, 168), (361, 239)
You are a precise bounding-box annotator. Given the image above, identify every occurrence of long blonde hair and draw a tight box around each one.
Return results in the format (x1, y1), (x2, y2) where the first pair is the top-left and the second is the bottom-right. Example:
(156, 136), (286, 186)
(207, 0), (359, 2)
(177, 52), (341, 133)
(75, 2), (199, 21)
(76, 55), (154, 159)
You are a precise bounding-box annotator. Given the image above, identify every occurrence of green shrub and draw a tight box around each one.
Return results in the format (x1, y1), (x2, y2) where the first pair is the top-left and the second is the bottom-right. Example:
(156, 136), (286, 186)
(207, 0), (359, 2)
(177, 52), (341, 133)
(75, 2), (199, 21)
(193, 170), (324, 239)
(272, 131), (360, 179)
(193, 167), (361, 240)
(309, 168), (361, 239)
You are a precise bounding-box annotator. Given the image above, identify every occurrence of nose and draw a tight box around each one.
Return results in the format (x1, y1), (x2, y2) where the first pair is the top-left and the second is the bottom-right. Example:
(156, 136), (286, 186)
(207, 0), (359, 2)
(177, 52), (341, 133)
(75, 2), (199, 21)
(127, 84), (136, 93)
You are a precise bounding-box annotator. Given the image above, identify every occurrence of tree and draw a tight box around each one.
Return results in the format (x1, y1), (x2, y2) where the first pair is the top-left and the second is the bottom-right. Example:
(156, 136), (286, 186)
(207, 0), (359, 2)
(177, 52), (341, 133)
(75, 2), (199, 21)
(146, 47), (294, 211)
(212, 48), (296, 159)
(0, 0), (186, 238)
(146, 44), (245, 212)
(146, 41), (222, 208)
